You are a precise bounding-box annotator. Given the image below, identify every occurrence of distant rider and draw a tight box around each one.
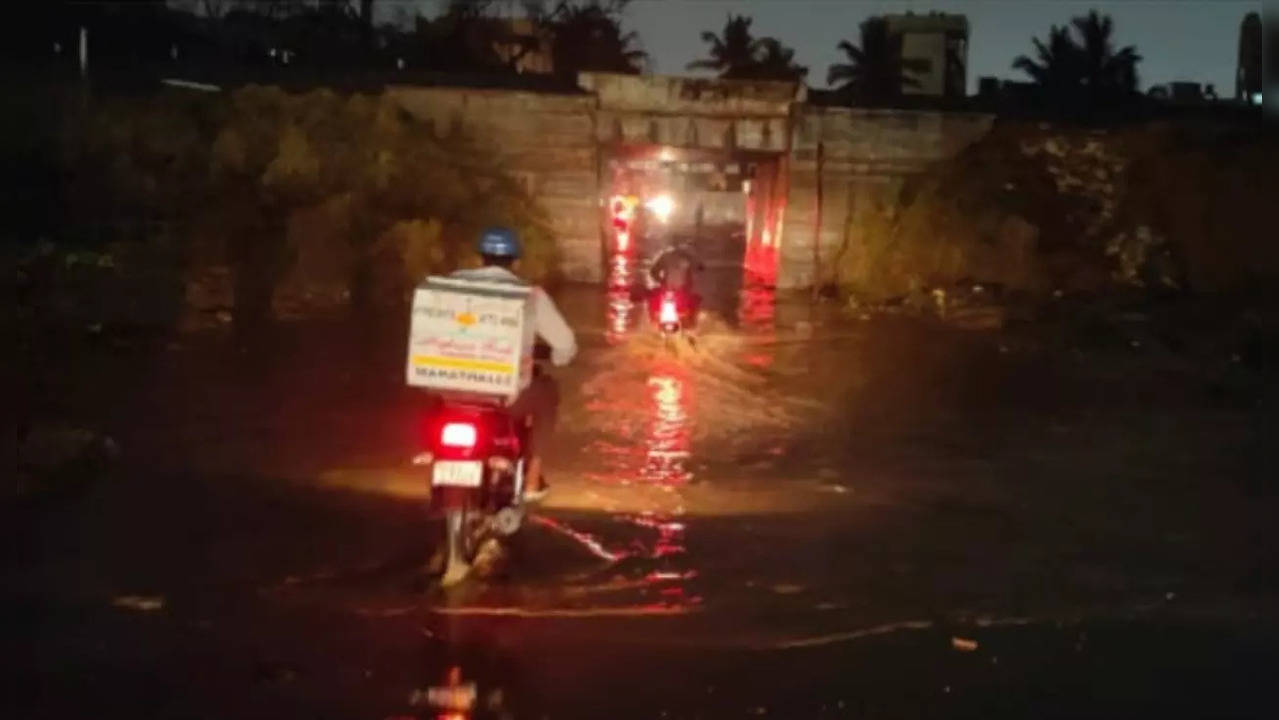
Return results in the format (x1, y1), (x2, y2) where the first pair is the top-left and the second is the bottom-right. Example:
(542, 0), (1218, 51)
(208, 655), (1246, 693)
(450, 227), (576, 502)
(648, 242), (703, 293)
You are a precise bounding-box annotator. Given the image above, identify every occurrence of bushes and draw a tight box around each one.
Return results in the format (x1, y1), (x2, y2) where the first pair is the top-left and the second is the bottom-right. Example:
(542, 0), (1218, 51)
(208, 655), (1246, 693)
(837, 119), (1279, 303)
(836, 125), (1066, 301)
(203, 86), (558, 326)
(17, 84), (558, 333)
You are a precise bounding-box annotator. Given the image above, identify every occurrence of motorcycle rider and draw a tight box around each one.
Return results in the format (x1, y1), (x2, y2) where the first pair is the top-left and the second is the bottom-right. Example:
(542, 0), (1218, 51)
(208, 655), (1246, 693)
(449, 227), (576, 502)
(649, 241), (704, 294)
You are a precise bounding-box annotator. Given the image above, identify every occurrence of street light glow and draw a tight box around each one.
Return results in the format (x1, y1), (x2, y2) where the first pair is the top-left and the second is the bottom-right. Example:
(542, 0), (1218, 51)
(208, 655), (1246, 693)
(646, 194), (675, 223)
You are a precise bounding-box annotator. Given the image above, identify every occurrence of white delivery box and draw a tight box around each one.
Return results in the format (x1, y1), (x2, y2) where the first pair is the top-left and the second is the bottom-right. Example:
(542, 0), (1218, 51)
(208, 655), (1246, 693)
(405, 275), (535, 400)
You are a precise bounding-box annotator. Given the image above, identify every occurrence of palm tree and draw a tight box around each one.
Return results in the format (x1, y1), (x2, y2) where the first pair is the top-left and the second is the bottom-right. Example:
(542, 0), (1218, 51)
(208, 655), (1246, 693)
(543, 1), (648, 76)
(1014, 11), (1142, 110)
(1071, 10), (1141, 99)
(688, 15), (765, 79)
(1012, 24), (1081, 96)
(827, 18), (926, 104)
(749, 37), (807, 82)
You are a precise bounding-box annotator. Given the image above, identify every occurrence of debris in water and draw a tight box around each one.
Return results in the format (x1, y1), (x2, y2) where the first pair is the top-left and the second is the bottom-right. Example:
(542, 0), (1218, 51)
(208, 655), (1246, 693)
(771, 584), (804, 595)
(112, 595), (165, 612)
(951, 636), (979, 652)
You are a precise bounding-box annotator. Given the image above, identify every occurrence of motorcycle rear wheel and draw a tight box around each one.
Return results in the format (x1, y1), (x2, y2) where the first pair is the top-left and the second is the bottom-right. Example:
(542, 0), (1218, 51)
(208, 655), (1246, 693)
(440, 508), (485, 586)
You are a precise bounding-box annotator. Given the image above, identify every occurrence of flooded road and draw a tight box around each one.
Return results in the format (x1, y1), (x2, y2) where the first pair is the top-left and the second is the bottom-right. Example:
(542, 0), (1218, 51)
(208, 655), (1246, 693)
(11, 244), (1279, 717)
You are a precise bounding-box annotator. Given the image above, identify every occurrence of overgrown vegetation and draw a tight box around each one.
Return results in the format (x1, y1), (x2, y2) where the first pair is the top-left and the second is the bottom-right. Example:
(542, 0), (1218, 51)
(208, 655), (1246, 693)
(687, 15), (808, 82)
(1014, 10), (1142, 114)
(827, 18), (929, 106)
(835, 120), (1279, 303)
(11, 84), (557, 335)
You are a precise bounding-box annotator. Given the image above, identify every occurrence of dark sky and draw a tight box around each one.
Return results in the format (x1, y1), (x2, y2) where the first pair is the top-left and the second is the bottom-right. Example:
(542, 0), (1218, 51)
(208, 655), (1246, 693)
(408, 0), (1257, 93)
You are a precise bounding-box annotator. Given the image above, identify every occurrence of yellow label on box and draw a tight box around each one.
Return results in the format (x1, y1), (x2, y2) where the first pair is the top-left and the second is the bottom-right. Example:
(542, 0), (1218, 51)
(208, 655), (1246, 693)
(410, 355), (514, 374)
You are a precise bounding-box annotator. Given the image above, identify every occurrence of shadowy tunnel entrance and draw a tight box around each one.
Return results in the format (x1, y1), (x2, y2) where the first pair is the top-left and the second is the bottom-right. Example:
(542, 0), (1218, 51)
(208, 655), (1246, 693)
(598, 145), (784, 336)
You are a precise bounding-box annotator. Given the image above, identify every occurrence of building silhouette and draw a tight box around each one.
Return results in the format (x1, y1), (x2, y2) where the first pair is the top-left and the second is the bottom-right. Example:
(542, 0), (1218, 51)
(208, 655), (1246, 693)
(883, 12), (969, 98)
(1237, 12), (1262, 104)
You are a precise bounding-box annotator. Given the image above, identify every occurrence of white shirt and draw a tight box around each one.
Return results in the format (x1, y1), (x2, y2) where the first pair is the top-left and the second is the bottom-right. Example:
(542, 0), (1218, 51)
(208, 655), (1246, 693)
(448, 266), (578, 367)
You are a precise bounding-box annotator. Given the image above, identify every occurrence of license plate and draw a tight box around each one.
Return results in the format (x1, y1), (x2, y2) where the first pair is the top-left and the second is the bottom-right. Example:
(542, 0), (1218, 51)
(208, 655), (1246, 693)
(432, 460), (483, 488)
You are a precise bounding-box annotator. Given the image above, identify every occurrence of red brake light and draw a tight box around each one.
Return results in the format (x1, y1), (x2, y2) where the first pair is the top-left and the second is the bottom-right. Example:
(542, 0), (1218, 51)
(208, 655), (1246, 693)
(660, 296), (679, 324)
(440, 422), (478, 448)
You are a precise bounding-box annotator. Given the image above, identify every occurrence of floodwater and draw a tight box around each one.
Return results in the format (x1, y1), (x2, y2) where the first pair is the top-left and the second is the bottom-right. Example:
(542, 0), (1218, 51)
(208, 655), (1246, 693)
(11, 237), (1279, 718)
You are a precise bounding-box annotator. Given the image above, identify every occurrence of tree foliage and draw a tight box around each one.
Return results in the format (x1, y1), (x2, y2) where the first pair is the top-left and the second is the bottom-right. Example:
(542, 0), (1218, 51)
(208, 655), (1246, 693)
(537, 1), (647, 77)
(751, 38), (808, 82)
(827, 18), (926, 104)
(46, 87), (556, 331)
(688, 15), (805, 82)
(1014, 10), (1142, 110)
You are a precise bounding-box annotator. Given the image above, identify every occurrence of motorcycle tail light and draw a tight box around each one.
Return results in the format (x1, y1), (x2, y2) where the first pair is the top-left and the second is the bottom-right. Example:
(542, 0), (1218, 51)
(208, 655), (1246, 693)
(659, 296), (679, 324)
(440, 422), (478, 449)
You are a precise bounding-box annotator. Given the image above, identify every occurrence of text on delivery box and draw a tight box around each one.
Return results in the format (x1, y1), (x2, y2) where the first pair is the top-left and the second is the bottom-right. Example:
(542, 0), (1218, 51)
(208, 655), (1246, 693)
(405, 279), (534, 397)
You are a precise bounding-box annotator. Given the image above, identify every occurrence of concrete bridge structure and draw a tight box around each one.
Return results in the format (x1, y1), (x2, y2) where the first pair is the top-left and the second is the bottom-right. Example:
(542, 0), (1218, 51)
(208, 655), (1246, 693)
(389, 72), (993, 288)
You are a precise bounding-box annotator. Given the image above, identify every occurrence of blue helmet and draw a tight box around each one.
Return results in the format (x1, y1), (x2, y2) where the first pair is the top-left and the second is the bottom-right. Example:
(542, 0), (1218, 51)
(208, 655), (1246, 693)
(476, 226), (522, 259)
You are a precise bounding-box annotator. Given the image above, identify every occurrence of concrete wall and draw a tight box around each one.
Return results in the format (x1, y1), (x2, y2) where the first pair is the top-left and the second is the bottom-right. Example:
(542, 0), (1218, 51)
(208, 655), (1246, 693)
(385, 76), (993, 288)
(388, 86), (603, 281)
(779, 107), (994, 288)
(583, 72), (797, 154)
(581, 73), (800, 117)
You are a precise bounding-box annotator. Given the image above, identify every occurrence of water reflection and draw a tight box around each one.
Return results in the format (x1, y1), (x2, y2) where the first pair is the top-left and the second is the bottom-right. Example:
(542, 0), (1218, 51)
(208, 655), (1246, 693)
(628, 513), (699, 608)
(642, 371), (693, 485)
(607, 249), (635, 290)
(605, 290), (634, 344)
(605, 245), (638, 344)
(629, 514), (687, 557)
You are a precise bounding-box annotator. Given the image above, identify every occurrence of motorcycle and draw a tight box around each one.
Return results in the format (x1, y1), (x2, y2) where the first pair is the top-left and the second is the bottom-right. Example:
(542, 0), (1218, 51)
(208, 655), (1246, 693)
(415, 355), (551, 586)
(645, 245), (702, 350)
(647, 284), (699, 350)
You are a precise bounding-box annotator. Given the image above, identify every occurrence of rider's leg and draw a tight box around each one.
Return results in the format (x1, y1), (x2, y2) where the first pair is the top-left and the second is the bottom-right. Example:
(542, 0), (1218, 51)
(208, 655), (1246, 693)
(509, 373), (560, 495)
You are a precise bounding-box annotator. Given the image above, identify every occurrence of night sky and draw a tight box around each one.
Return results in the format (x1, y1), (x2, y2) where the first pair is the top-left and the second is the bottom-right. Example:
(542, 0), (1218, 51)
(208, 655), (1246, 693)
(405, 0), (1259, 93)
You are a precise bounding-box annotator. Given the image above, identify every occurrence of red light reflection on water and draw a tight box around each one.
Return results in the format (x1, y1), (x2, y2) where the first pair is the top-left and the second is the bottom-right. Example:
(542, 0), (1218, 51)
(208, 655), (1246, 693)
(531, 515), (630, 563)
(738, 245), (778, 339)
(742, 245), (777, 288)
(630, 514), (687, 557)
(606, 290), (634, 344)
(632, 513), (698, 607)
(642, 372), (693, 485)
(606, 249), (637, 343)
(607, 250), (634, 289)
